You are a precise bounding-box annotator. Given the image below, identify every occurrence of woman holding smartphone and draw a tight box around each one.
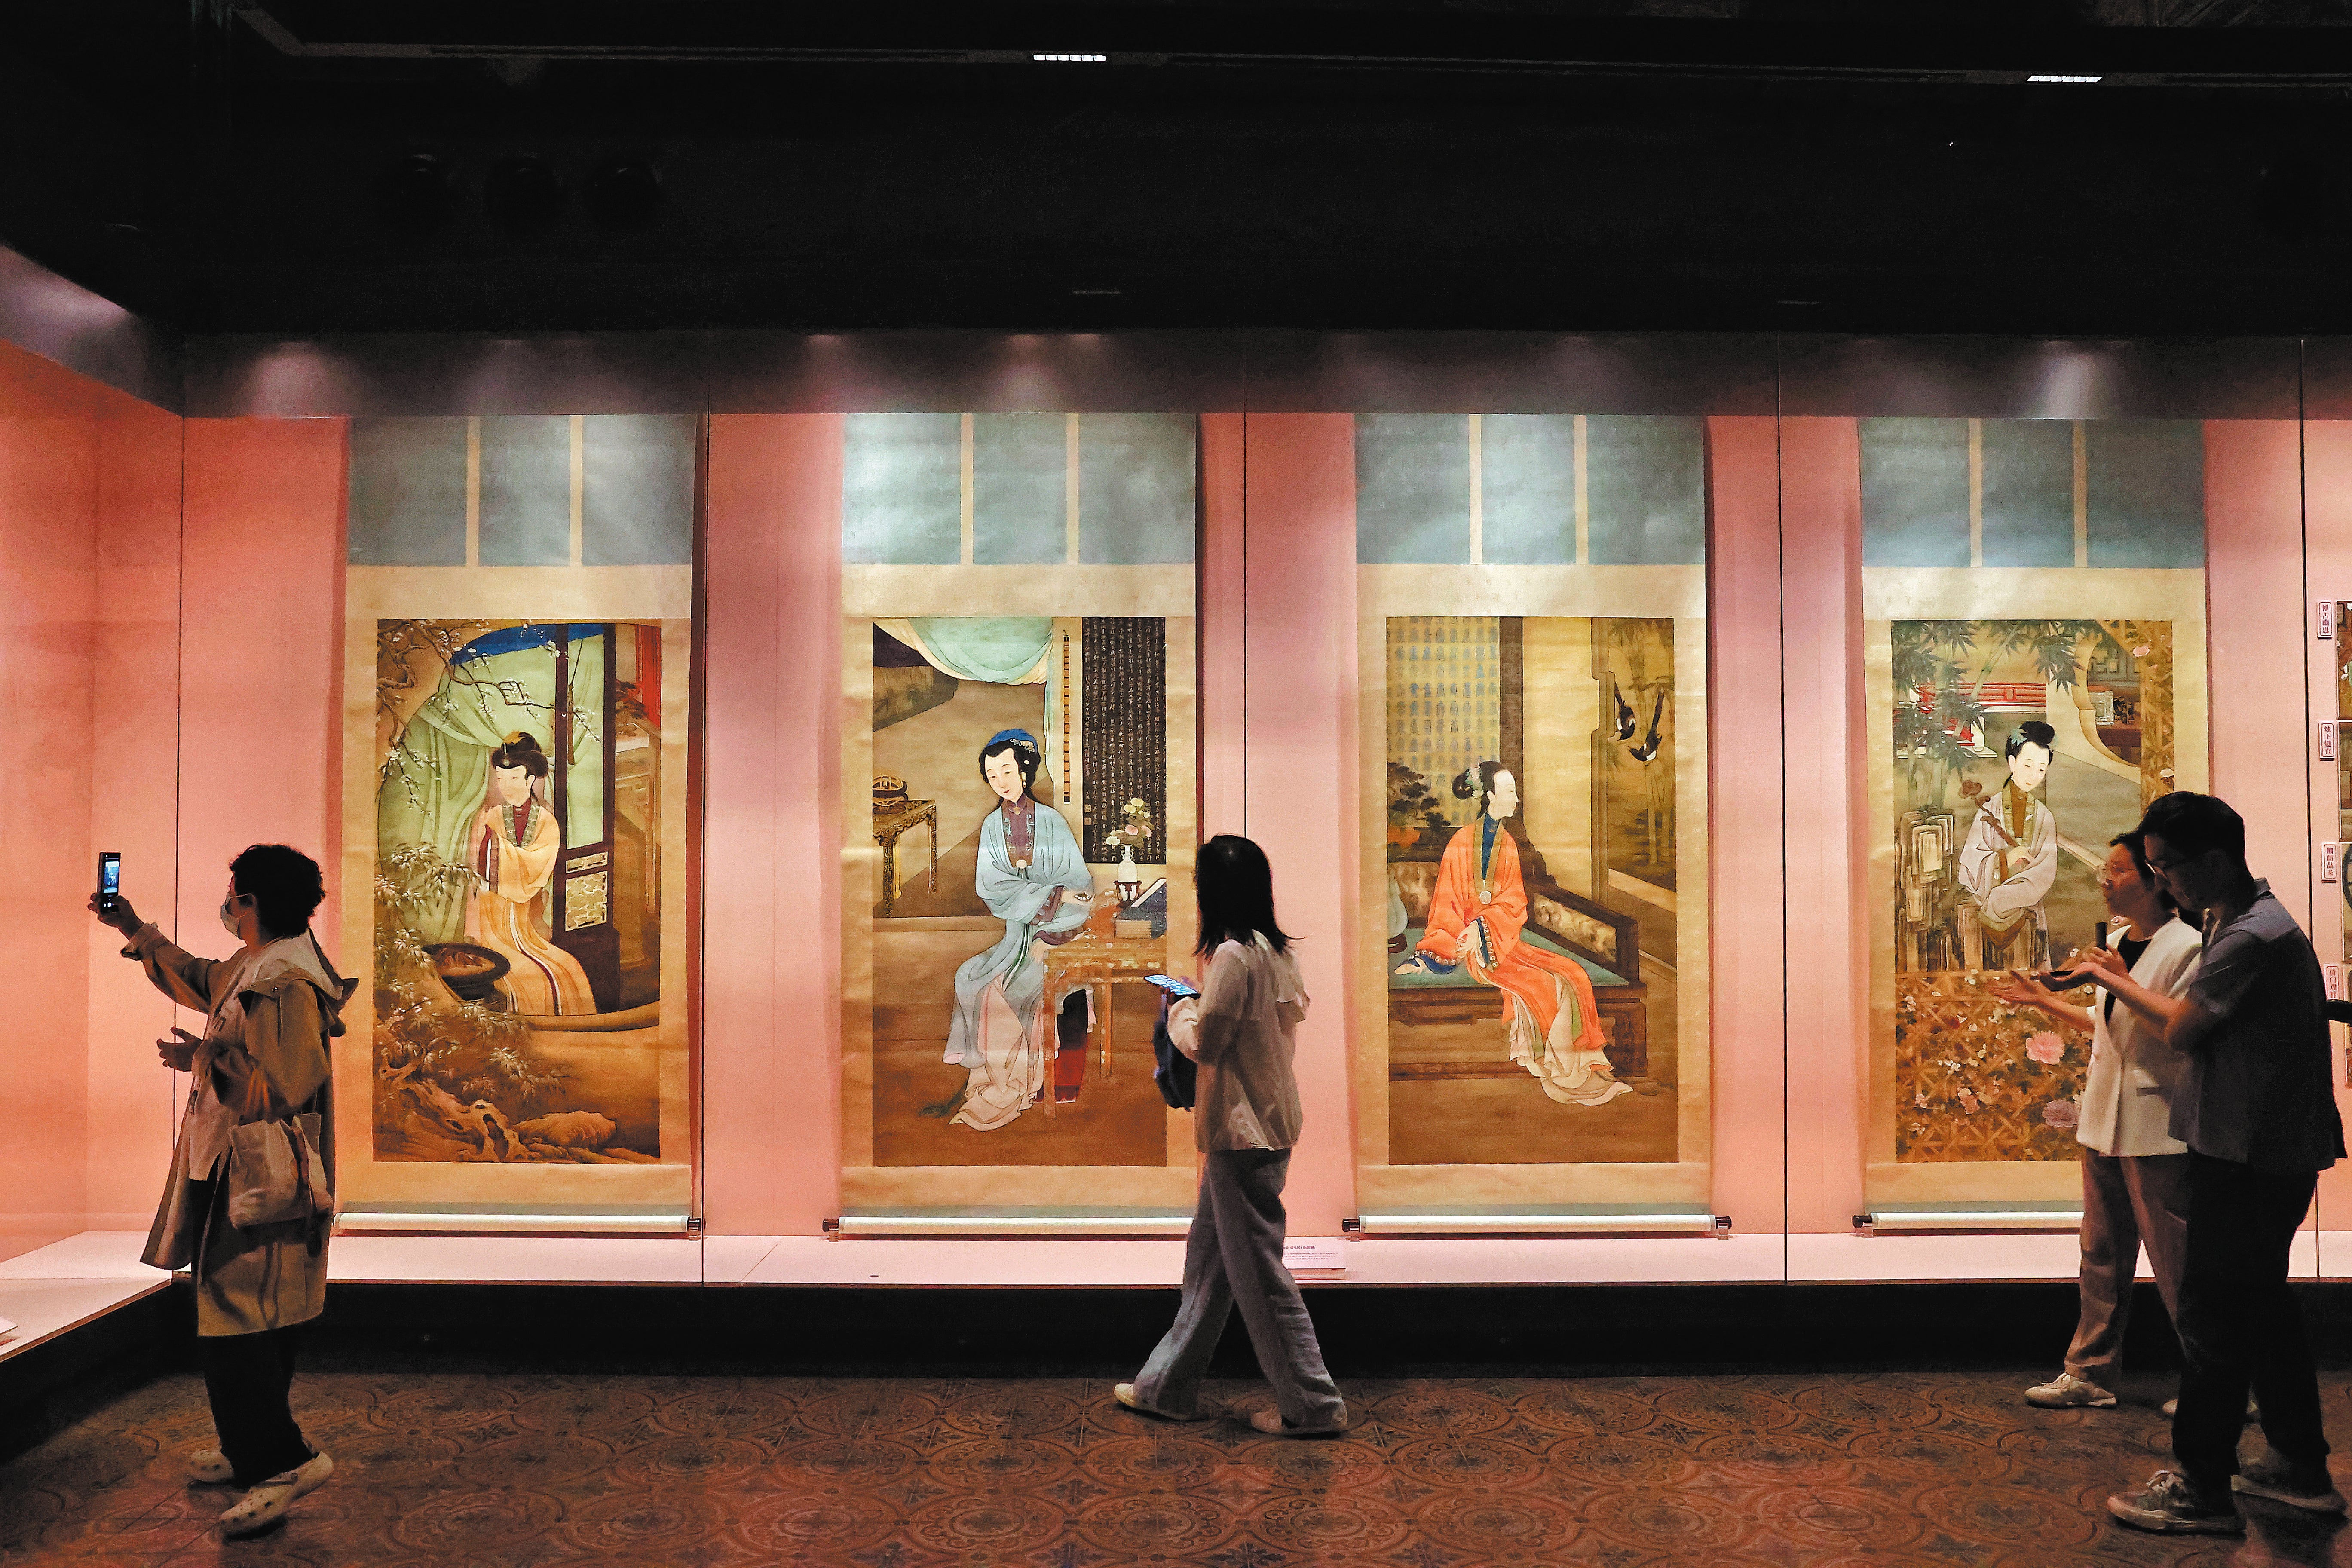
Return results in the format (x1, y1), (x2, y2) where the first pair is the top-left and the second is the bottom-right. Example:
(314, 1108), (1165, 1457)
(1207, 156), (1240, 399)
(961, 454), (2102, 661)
(1115, 835), (1348, 1436)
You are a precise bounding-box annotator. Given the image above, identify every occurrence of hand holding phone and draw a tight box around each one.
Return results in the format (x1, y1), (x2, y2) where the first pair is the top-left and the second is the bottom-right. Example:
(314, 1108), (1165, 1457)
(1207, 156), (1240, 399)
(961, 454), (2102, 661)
(96, 852), (120, 913)
(1144, 973), (1199, 999)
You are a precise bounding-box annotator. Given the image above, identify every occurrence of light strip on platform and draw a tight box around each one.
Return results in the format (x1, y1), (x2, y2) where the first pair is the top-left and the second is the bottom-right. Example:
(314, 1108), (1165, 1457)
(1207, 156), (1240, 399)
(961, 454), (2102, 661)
(1354, 1213), (1728, 1237)
(336, 1213), (694, 1235)
(830, 1215), (1191, 1237)
(1862, 1209), (2083, 1233)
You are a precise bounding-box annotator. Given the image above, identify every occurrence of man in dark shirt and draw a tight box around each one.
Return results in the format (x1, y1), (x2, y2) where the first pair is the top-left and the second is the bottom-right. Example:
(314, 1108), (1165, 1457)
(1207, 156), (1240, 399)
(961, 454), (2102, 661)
(2089, 793), (2347, 1534)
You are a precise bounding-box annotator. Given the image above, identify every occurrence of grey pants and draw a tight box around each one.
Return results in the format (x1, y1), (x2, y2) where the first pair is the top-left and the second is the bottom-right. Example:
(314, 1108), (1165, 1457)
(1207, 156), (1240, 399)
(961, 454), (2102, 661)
(2064, 1148), (2190, 1384)
(1132, 1148), (1345, 1429)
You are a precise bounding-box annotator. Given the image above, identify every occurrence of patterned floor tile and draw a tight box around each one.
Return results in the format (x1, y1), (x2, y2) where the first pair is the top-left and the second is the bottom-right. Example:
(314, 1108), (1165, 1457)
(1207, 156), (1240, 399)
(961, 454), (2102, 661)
(11, 1363), (2352, 1564)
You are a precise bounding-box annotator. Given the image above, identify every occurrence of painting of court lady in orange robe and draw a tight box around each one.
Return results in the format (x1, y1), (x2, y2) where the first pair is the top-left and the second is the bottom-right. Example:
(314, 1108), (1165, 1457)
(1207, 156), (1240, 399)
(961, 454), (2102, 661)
(1396, 763), (1631, 1107)
(465, 732), (598, 1017)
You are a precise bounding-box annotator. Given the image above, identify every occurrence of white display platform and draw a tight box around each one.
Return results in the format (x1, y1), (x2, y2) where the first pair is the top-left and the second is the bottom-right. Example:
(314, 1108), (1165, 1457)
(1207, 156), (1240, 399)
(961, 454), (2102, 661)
(0, 1232), (172, 1363)
(328, 1234), (705, 1284)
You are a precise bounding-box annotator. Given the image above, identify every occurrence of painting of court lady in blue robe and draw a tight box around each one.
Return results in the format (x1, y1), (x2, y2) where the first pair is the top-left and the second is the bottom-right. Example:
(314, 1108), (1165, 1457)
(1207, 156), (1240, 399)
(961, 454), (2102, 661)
(371, 618), (675, 1165)
(869, 618), (1175, 1167)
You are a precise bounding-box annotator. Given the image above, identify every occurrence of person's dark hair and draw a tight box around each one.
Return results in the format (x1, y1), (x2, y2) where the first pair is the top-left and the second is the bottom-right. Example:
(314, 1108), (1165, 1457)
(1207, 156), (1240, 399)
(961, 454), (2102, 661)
(490, 731), (549, 778)
(1452, 760), (1504, 814)
(1194, 834), (1294, 959)
(2110, 831), (2180, 916)
(977, 733), (1041, 798)
(230, 843), (325, 938)
(2138, 790), (2247, 866)
(2006, 720), (2056, 760)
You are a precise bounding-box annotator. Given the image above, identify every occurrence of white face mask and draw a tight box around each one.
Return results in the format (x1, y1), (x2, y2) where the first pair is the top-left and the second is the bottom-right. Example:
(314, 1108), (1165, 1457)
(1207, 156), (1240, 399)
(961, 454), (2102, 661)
(220, 897), (244, 938)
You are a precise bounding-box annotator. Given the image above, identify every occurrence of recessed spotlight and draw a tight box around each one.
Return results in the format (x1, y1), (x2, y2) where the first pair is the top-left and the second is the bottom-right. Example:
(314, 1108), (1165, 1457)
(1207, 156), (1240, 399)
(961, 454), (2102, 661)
(2025, 74), (2103, 84)
(1034, 53), (1107, 63)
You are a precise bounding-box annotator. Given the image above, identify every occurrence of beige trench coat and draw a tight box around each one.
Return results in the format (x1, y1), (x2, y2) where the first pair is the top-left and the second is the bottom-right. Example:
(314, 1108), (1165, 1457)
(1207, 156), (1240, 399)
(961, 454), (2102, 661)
(128, 925), (352, 1336)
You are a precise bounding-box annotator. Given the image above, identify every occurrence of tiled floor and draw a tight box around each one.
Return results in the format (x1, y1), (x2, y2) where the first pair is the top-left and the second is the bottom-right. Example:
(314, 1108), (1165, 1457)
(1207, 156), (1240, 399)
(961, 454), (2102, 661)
(6, 1366), (2352, 1565)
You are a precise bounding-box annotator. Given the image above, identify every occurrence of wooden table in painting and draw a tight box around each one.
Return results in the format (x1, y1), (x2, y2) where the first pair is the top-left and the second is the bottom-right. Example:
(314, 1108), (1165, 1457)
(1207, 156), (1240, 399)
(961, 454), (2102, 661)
(1043, 901), (1166, 1081)
(872, 799), (937, 916)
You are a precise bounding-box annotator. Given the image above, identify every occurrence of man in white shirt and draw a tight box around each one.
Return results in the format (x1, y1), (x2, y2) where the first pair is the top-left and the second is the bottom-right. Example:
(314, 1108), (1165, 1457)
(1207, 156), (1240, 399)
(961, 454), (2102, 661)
(1994, 830), (2201, 1410)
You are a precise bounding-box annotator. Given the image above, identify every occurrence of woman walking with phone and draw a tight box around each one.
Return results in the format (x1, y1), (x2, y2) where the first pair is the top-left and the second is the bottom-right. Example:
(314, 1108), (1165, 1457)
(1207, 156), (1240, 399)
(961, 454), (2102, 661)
(1115, 834), (1347, 1436)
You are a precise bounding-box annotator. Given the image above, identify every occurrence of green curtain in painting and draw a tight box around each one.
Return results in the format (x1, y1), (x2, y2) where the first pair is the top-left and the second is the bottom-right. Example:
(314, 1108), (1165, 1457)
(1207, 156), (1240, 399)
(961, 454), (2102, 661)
(379, 636), (602, 942)
(875, 616), (1063, 792)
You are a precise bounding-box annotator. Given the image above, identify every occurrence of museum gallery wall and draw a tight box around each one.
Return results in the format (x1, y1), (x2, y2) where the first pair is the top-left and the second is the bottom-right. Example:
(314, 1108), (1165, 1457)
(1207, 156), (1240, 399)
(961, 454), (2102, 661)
(838, 413), (1200, 1219)
(27, 331), (2323, 1265)
(337, 415), (697, 1223)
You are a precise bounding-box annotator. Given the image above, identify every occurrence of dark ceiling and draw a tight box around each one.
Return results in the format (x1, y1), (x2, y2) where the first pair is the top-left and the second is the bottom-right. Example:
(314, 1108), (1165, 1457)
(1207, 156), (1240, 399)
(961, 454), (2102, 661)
(13, 1), (2352, 338)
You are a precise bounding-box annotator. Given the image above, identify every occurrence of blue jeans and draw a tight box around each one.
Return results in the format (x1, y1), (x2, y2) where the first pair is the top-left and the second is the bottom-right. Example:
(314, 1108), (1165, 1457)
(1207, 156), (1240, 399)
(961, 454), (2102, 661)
(1133, 1149), (1345, 1429)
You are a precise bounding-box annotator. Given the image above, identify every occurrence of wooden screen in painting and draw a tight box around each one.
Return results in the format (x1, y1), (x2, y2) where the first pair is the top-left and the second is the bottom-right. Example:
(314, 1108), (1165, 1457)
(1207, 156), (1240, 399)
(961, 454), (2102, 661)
(1353, 416), (1713, 1215)
(1862, 417), (2209, 1209)
(337, 416), (697, 1222)
(840, 413), (1200, 1220)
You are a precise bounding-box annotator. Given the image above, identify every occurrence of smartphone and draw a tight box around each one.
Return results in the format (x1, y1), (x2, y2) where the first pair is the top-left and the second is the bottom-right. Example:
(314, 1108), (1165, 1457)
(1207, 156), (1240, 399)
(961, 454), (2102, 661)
(1144, 973), (1199, 998)
(96, 852), (121, 913)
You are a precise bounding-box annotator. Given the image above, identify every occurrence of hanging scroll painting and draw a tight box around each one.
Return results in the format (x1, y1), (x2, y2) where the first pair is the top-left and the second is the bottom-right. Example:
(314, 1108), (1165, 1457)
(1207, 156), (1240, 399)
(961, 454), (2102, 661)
(840, 413), (1200, 1218)
(1353, 415), (1713, 1214)
(1863, 417), (2209, 1206)
(338, 416), (698, 1221)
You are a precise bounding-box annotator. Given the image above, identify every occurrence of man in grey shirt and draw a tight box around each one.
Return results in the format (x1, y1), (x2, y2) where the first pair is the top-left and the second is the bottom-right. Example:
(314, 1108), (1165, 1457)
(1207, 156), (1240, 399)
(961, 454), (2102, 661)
(2090, 793), (2346, 1535)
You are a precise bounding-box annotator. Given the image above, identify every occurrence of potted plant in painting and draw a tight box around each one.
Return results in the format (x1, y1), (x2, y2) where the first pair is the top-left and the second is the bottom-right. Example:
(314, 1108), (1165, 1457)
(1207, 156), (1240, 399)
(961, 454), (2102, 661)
(1103, 797), (1156, 905)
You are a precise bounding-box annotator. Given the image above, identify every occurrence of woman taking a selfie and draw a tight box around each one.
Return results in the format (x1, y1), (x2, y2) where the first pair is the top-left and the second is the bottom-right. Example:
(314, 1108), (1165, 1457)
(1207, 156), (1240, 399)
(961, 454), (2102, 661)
(92, 844), (353, 1538)
(1115, 834), (1347, 1436)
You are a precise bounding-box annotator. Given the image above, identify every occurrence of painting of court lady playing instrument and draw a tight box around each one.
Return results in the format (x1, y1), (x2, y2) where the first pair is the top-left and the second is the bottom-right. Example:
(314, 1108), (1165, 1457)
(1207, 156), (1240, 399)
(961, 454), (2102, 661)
(865, 616), (1184, 1168)
(1383, 615), (1683, 1167)
(1888, 616), (2177, 1163)
(369, 617), (680, 1165)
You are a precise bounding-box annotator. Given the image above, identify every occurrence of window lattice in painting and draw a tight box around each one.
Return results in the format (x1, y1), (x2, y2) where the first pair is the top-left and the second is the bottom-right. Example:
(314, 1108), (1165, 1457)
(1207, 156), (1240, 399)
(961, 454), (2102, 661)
(1387, 616), (1501, 828)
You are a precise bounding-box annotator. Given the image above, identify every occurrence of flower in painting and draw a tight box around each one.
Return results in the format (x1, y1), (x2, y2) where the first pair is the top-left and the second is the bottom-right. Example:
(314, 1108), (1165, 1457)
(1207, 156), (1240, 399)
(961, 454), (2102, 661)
(2025, 1032), (2065, 1066)
(2132, 645), (2150, 658)
(2042, 1099), (2080, 1131)
(1958, 1088), (1979, 1114)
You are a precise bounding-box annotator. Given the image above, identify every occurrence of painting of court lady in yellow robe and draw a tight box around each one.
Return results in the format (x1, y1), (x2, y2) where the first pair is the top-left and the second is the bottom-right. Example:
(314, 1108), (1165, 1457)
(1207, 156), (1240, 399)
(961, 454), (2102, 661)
(369, 618), (680, 1165)
(463, 731), (597, 1016)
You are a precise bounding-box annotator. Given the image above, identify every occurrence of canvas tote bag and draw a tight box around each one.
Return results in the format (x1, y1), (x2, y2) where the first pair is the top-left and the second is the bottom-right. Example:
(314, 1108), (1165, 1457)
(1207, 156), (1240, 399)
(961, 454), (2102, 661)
(224, 1064), (334, 1229)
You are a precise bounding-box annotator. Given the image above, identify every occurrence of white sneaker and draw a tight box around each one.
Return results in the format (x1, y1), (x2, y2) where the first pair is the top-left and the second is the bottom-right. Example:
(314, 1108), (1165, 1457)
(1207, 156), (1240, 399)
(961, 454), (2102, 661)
(2026, 1372), (2117, 1408)
(218, 1451), (332, 1538)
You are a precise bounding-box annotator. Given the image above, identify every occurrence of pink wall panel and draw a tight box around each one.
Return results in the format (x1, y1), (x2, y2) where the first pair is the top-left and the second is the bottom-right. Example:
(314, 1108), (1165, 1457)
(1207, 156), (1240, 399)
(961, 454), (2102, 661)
(2204, 422), (2313, 923)
(1198, 413), (1246, 839)
(84, 402), (184, 1228)
(1705, 416), (1788, 1236)
(0, 344), (102, 1258)
(1777, 418), (1869, 1235)
(175, 421), (346, 962)
(1238, 413), (1359, 1235)
(701, 414), (843, 1235)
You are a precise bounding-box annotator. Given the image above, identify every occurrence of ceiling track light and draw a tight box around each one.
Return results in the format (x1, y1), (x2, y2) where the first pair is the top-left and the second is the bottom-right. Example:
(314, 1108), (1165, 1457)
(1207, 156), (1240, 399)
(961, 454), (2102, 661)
(2025, 74), (2104, 84)
(1033, 53), (1107, 64)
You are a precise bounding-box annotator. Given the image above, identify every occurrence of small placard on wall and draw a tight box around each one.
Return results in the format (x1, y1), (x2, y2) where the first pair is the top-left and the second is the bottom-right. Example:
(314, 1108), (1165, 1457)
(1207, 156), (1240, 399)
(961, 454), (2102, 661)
(2328, 964), (2344, 1002)
(1282, 1238), (1347, 1274)
(2327, 843), (2341, 885)
(2324, 723), (2340, 763)
(2321, 600), (2339, 641)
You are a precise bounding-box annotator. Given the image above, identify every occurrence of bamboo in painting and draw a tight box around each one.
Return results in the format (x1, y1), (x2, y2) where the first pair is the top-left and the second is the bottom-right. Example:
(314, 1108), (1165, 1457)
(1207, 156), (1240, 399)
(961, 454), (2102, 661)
(1890, 617), (2176, 1163)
